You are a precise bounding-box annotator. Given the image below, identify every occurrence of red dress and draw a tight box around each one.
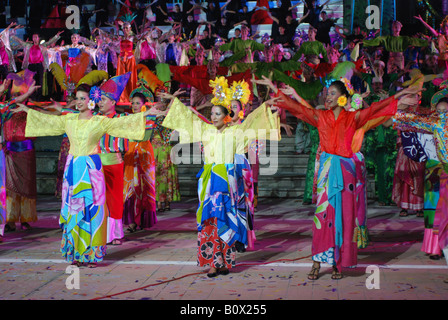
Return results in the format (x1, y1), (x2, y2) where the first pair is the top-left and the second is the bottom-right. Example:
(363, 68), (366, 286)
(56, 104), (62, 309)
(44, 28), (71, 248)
(276, 92), (398, 268)
(117, 39), (138, 103)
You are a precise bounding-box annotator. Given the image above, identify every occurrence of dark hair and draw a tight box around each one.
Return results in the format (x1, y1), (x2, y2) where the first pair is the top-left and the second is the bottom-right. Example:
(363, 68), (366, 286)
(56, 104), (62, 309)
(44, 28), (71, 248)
(329, 80), (350, 98)
(213, 105), (235, 118)
(131, 92), (147, 103)
(438, 97), (448, 105)
(76, 84), (91, 94)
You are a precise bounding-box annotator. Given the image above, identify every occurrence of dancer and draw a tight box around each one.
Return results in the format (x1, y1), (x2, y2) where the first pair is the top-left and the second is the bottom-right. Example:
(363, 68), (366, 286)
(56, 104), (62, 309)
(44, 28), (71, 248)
(414, 15), (448, 69)
(95, 73), (134, 246)
(11, 29), (64, 100)
(160, 76), (280, 277)
(255, 75), (420, 280)
(363, 20), (428, 74)
(151, 89), (180, 212)
(393, 90), (448, 278)
(2, 80), (41, 232)
(122, 82), (159, 232)
(14, 83), (153, 267)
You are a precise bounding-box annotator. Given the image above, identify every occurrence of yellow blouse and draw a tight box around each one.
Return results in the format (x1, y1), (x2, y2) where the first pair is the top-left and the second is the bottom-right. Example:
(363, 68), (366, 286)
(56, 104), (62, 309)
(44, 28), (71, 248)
(25, 109), (146, 157)
(162, 98), (281, 164)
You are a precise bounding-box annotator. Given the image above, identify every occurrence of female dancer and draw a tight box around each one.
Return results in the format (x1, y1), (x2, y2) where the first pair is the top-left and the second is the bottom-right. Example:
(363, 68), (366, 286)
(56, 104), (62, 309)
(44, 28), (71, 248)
(151, 89), (181, 212)
(160, 76), (280, 277)
(122, 83), (160, 232)
(393, 92), (448, 279)
(255, 75), (420, 280)
(13, 83), (155, 268)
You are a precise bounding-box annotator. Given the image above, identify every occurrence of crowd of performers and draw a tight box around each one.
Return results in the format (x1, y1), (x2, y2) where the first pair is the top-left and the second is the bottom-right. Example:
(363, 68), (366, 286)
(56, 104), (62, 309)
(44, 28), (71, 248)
(0, 2), (447, 282)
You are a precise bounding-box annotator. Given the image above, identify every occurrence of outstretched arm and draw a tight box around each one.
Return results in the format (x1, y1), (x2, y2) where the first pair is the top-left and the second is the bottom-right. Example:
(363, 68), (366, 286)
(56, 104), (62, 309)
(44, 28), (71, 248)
(414, 15), (439, 37)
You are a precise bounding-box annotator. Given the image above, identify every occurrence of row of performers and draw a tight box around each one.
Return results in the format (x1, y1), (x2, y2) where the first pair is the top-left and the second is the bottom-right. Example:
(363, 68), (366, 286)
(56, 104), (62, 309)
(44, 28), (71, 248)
(0, 64), (447, 280)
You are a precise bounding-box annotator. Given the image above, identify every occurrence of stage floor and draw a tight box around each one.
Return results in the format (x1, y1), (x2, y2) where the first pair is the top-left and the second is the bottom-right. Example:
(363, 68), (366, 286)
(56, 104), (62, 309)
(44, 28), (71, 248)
(0, 196), (447, 301)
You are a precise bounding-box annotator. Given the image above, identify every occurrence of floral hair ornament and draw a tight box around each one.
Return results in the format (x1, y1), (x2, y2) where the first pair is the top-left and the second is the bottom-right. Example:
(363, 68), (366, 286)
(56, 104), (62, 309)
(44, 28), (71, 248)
(350, 93), (363, 111)
(89, 86), (102, 104)
(209, 76), (231, 109)
(337, 95), (348, 107)
(223, 114), (233, 124)
(340, 77), (355, 96)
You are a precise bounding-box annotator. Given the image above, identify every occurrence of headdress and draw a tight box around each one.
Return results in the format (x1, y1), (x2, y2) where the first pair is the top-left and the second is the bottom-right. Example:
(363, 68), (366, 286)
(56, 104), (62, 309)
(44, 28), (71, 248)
(230, 80), (251, 119)
(120, 13), (137, 26)
(230, 80), (250, 106)
(340, 77), (355, 96)
(131, 78), (155, 103)
(209, 76), (231, 109)
(130, 78), (155, 112)
(431, 80), (448, 109)
(98, 72), (131, 102)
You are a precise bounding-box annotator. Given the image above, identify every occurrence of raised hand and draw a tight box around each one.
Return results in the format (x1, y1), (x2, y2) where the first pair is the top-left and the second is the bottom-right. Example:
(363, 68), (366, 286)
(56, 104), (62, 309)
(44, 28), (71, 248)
(253, 75), (277, 93)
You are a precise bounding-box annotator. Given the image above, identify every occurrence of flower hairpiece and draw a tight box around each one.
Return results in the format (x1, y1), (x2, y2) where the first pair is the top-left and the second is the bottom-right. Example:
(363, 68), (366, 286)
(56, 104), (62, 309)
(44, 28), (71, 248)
(223, 114), (232, 124)
(337, 96), (348, 107)
(350, 93), (363, 110)
(340, 78), (355, 96)
(90, 86), (102, 104)
(88, 100), (95, 110)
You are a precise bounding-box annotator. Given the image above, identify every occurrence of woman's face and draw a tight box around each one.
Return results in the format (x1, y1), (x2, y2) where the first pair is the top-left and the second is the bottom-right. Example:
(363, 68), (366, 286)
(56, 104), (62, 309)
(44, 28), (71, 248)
(231, 100), (242, 122)
(210, 106), (227, 130)
(325, 85), (344, 109)
(71, 34), (80, 44)
(75, 91), (90, 112)
(392, 23), (401, 36)
(436, 101), (448, 113)
(124, 24), (132, 36)
(131, 96), (145, 113)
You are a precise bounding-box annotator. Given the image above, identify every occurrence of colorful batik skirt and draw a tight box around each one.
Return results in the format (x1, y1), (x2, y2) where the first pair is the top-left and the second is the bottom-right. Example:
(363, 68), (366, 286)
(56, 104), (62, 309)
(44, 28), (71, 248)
(392, 142), (425, 210)
(60, 154), (107, 263)
(4, 140), (37, 223)
(196, 163), (244, 268)
(434, 165), (448, 253)
(0, 150), (6, 235)
(422, 160), (442, 255)
(152, 134), (181, 203)
(123, 140), (157, 228)
(353, 152), (369, 249)
(235, 154), (255, 249)
(312, 152), (358, 269)
(55, 136), (70, 198)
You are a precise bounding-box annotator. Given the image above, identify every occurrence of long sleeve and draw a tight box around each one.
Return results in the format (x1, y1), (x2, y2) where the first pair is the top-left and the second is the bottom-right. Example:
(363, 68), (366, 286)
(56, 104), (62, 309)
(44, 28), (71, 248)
(392, 110), (436, 134)
(25, 109), (67, 137)
(355, 96), (398, 129)
(100, 112), (146, 141)
(275, 91), (320, 127)
(235, 104), (281, 151)
(161, 98), (212, 144)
